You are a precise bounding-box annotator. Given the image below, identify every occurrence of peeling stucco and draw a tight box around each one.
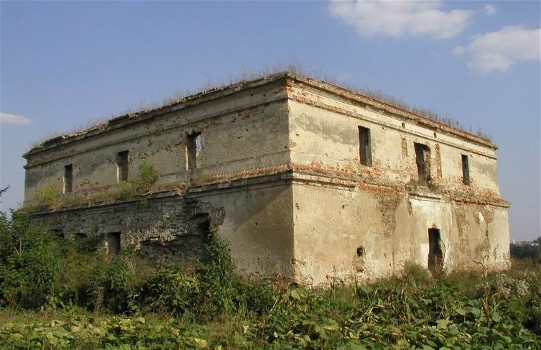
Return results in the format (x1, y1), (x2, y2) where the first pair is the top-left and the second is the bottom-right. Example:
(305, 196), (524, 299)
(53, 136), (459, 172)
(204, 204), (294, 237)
(23, 72), (510, 285)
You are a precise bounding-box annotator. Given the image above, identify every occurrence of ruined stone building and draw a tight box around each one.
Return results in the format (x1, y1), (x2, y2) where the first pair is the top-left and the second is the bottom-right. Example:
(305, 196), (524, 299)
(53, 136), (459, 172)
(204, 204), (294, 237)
(23, 72), (510, 285)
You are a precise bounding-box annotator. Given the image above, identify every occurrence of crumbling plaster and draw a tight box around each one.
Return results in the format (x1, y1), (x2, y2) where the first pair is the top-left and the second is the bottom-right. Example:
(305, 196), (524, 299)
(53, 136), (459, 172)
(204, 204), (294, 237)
(23, 73), (510, 285)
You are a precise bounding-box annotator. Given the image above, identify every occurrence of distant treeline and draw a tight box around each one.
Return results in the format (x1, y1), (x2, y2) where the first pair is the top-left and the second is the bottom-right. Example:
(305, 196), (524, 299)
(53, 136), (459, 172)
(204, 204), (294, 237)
(511, 237), (541, 262)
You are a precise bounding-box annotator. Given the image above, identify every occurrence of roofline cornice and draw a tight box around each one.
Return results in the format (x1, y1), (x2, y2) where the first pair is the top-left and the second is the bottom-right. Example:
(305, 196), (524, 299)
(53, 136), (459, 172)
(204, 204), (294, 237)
(24, 71), (496, 157)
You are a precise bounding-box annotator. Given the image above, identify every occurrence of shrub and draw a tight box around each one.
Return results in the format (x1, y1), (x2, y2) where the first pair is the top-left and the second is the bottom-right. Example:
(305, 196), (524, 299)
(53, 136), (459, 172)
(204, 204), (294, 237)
(198, 230), (238, 318)
(115, 161), (159, 199)
(0, 212), (61, 308)
(401, 261), (433, 288)
(35, 183), (56, 209)
(130, 264), (200, 317)
(133, 161), (159, 194)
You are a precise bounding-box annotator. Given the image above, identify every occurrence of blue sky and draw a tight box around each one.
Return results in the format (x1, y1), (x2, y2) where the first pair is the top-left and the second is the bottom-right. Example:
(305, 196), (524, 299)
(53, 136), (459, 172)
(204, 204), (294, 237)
(1, 0), (539, 241)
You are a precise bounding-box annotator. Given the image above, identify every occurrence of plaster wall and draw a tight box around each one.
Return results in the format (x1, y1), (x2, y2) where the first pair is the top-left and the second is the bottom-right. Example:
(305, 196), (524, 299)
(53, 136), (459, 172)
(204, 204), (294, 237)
(287, 88), (500, 194)
(192, 183), (294, 278)
(24, 84), (290, 205)
(291, 183), (510, 286)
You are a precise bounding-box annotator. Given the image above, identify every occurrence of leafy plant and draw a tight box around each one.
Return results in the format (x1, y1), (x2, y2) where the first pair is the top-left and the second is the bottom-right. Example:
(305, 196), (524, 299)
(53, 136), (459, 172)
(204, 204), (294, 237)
(133, 161), (159, 194)
(199, 230), (238, 318)
(130, 264), (200, 317)
(116, 161), (159, 199)
(35, 182), (56, 209)
(0, 212), (61, 308)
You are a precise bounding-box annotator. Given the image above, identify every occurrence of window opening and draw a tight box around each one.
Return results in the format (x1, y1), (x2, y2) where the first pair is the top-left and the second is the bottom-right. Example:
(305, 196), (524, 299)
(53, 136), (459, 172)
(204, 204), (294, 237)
(64, 164), (73, 193)
(117, 151), (129, 182)
(106, 232), (121, 254)
(356, 246), (365, 257)
(414, 143), (431, 184)
(461, 154), (470, 185)
(186, 132), (202, 170)
(428, 228), (443, 275)
(358, 126), (372, 166)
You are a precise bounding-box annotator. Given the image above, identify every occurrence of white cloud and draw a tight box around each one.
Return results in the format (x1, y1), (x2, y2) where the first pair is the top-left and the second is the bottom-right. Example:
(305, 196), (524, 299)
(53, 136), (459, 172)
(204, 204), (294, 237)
(0, 112), (32, 126)
(484, 4), (496, 16)
(455, 26), (541, 72)
(328, 0), (474, 39)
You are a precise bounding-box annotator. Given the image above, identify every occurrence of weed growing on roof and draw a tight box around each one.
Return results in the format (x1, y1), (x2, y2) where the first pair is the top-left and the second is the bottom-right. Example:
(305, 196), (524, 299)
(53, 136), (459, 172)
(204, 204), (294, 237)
(28, 64), (491, 152)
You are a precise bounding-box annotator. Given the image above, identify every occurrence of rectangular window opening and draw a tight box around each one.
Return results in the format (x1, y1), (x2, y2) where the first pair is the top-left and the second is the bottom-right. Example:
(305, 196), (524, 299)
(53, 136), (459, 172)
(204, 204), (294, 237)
(358, 126), (372, 167)
(186, 132), (202, 170)
(117, 151), (129, 182)
(462, 154), (470, 185)
(414, 143), (431, 184)
(106, 232), (121, 255)
(64, 164), (73, 193)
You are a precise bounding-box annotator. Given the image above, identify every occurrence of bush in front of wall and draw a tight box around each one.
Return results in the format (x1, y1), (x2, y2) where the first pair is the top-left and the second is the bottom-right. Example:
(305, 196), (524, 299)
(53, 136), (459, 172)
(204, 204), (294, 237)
(0, 212), (61, 308)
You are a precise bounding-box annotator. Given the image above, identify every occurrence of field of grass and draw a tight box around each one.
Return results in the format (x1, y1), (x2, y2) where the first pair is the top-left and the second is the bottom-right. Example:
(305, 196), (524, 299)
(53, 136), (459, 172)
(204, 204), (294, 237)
(1, 213), (540, 349)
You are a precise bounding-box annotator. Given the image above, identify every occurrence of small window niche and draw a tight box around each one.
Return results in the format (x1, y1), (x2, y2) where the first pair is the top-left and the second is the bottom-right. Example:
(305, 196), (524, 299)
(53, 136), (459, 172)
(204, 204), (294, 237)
(117, 150), (129, 182)
(186, 132), (202, 170)
(106, 232), (121, 254)
(414, 143), (431, 184)
(461, 154), (470, 185)
(63, 164), (73, 193)
(358, 126), (372, 167)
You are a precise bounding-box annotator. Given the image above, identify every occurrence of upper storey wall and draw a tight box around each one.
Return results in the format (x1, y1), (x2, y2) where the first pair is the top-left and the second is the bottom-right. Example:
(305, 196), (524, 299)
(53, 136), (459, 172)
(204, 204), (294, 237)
(287, 83), (501, 195)
(24, 80), (290, 205)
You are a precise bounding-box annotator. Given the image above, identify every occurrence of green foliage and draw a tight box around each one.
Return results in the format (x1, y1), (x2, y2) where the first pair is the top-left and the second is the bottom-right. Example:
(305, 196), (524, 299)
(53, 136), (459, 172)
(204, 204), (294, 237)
(116, 180), (138, 199)
(116, 161), (159, 199)
(130, 264), (201, 317)
(0, 212), (61, 308)
(133, 161), (159, 193)
(401, 261), (433, 288)
(1, 216), (540, 348)
(73, 232), (103, 254)
(35, 183), (56, 209)
(0, 314), (210, 349)
(198, 230), (238, 318)
(94, 256), (131, 313)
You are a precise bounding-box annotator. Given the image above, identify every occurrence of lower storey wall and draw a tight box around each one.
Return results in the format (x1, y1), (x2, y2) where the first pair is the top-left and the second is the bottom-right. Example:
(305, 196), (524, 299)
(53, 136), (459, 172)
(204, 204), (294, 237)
(291, 183), (510, 285)
(27, 181), (509, 286)
(28, 182), (295, 279)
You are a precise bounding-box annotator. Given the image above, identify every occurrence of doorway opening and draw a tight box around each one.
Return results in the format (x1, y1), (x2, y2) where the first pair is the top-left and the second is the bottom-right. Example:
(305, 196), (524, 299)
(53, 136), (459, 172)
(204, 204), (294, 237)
(428, 228), (443, 275)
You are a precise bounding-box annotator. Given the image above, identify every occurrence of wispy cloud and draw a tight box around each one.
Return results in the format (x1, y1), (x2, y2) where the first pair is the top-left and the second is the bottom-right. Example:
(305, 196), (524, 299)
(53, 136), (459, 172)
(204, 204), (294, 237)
(454, 26), (541, 72)
(0, 112), (32, 126)
(483, 4), (496, 16)
(328, 0), (474, 39)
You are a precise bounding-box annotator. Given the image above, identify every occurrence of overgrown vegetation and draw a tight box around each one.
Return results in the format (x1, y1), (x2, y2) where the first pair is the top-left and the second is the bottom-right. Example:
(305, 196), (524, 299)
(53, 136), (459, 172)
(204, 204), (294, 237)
(35, 183), (57, 209)
(1, 212), (539, 349)
(27, 162), (162, 211)
(116, 161), (159, 199)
